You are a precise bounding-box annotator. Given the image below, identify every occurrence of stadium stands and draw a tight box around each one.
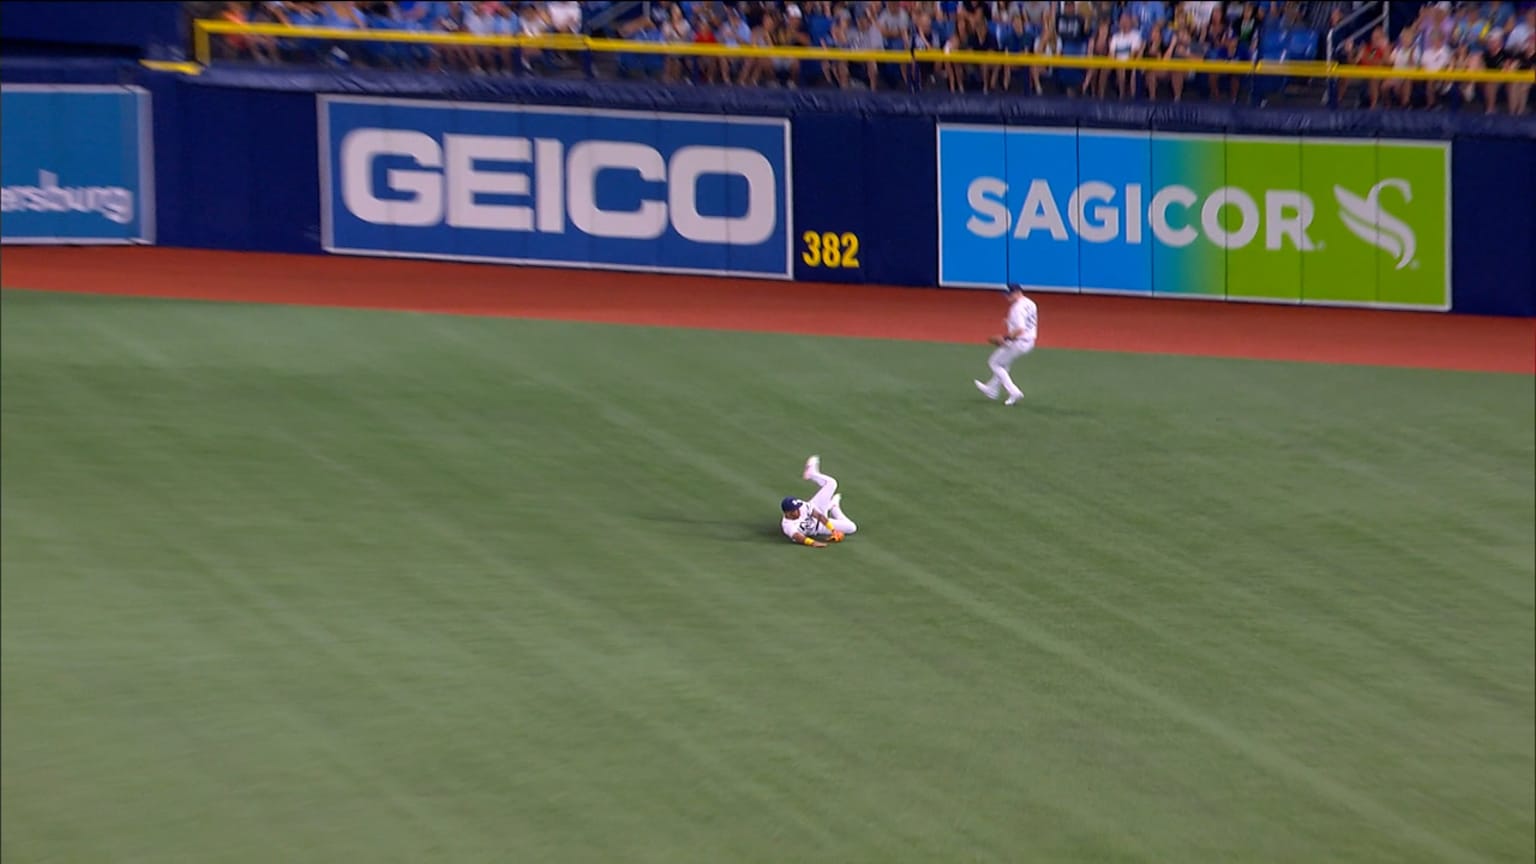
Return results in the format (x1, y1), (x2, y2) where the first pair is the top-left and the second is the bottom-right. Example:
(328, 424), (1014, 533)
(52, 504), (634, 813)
(202, 1), (1535, 113)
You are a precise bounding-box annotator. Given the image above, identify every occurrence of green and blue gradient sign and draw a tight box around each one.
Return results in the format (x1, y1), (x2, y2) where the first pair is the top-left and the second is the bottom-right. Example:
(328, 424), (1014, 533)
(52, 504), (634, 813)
(937, 126), (1450, 310)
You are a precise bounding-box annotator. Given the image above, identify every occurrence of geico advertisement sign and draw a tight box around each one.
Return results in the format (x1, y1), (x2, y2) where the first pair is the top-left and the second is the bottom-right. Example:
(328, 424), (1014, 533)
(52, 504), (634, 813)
(321, 97), (792, 278)
(937, 126), (1450, 310)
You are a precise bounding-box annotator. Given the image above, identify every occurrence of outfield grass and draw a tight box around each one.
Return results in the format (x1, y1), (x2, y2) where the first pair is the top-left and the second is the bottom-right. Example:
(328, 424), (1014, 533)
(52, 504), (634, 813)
(2, 288), (1532, 864)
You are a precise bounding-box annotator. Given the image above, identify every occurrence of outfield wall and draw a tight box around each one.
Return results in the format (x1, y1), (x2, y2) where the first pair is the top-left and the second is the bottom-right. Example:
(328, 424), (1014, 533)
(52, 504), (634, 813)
(2, 62), (1533, 316)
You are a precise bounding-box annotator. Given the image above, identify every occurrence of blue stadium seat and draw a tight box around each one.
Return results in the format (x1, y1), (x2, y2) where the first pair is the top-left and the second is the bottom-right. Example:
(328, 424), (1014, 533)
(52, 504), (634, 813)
(1250, 26), (1293, 103)
(1286, 28), (1319, 60)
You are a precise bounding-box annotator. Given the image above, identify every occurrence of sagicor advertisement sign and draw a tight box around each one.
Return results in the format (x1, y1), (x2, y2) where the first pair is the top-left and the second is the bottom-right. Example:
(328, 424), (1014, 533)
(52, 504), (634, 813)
(938, 126), (1450, 310)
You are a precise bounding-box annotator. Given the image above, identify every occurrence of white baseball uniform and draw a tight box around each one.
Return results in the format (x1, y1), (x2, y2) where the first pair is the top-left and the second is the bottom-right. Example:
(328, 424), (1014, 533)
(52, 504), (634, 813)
(977, 294), (1038, 402)
(782, 465), (857, 540)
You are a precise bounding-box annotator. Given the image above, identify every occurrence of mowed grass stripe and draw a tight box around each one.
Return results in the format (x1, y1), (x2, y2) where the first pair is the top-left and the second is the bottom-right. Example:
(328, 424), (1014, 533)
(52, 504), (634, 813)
(3, 290), (1531, 864)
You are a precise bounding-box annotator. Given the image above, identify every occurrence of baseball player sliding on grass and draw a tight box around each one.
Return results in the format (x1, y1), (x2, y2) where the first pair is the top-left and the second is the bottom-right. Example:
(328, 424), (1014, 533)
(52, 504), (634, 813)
(780, 455), (858, 548)
(975, 284), (1038, 406)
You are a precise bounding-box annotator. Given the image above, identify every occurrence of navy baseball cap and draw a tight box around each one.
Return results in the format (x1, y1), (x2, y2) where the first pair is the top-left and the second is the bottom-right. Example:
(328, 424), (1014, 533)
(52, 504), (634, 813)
(781, 497), (801, 512)
(1006, 283), (1025, 294)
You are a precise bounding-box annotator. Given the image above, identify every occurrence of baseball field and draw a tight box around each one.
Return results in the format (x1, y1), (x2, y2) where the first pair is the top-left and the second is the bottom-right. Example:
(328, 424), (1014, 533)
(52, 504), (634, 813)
(2, 248), (1533, 864)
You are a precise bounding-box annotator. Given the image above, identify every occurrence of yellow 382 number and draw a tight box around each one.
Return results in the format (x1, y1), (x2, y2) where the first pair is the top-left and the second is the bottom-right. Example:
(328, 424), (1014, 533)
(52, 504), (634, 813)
(801, 231), (861, 269)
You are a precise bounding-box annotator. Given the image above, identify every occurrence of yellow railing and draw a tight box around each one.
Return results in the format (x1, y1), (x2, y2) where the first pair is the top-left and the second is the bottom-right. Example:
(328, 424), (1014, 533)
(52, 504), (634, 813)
(191, 19), (1536, 86)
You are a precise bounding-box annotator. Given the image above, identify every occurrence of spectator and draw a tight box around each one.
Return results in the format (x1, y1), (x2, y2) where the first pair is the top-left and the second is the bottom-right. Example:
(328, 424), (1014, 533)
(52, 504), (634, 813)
(822, 12), (853, 88)
(1208, 25), (1242, 102)
(1473, 31), (1511, 113)
(1185, 0), (1222, 37)
(1385, 26), (1420, 108)
(912, 6), (945, 89)
(969, 6), (1001, 93)
(219, 1), (251, 61)
(1509, 33), (1533, 114)
(856, 5), (891, 90)
(1355, 25), (1390, 108)
(1164, 23), (1197, 101)
(776, 8), (811, 88)
(715, 6), (751, 86)
(957, 0), (989, 37)
(659, 4), (692, 83)
(691, 8), (720, 83)
(1020, 0), (1051, 31)
(1509, 8), (1535, 55)
(738, 10), (776, 85)
(1420, 27), (1452, 107)
(942, 15), (971, 92)
(1465, 2), (1495, 47)
(877, 1), (913, 88)
(1194, 2), (1226, 43)
(1326, 8), (1359, 107)
(1450, 2), (1479, 48)
(1031, 14), (1062, 93)
(546, 1), (581, 35)
(1105, 14), (1142, 98)
(227, 1), (282, 63)
(489, 2), (519, 73)
(1000, 13), (1030, 91)
(469, 2), (511, 74)
(1451, 41), (1477, 107)
(1111, 13), (1146, 99)
(1234, 2), (1259, 51)
(1084, 16), (1113, 99)
(1145, 21), (1174, 99)
(1129, 0), (1168, 35)
(1488, 1), (1516, 31)
(1056, 1), (1088, 48)
(1430, 3), (1455, 44)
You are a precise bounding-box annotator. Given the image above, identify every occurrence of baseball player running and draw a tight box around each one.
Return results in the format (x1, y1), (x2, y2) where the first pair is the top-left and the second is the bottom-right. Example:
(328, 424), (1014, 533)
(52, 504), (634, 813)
(974, 283), (1038, 406)
(780, 455), (858, 548)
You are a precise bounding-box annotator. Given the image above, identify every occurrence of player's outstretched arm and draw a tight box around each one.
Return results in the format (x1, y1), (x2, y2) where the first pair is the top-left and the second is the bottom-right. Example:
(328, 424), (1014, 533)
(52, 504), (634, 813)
(790, 531), (827, 548)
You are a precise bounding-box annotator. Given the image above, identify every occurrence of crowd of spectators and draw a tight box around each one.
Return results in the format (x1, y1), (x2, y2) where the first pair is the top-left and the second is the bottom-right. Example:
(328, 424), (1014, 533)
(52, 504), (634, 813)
(208, 2), (1535, 113)
(1330, 2), (1533, 112)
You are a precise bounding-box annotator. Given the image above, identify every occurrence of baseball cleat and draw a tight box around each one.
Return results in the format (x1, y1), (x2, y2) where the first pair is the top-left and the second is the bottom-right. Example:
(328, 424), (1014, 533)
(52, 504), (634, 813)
(830, 493), (842, 512)
(803, 455), (820, 479)
(974, 380), (999, 400)
(1004, 394), (1022, 406)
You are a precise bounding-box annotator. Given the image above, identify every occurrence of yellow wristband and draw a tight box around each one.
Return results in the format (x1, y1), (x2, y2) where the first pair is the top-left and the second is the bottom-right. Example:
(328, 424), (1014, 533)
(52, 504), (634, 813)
(803, 537), (815, 546)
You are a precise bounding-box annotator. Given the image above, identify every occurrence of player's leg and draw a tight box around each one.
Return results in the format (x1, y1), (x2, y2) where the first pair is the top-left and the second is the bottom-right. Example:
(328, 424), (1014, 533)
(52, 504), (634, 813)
(975, 345), (1007, 399)
(991, 342), (1033, 404)
(802, 455), (839, 514)
(827, 493), (857, 534)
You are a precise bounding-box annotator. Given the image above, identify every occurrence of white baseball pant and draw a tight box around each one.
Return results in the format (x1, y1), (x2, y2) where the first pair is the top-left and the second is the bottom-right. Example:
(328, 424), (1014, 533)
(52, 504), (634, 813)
(979, 339), (1035, 400)
(805, 467), (857, 534)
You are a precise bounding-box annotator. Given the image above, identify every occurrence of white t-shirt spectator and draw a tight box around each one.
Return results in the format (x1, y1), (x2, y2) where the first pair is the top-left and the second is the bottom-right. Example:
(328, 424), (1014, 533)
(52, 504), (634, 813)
(1391, 43), (1420, 69)
(1420, 42), (1451, 72)
(856, 19), (885, 50)
(1509, 20), (1533, 52)
(546, 1), (582, 34)
(1110, 29), (1144, 58)
(1183, 1), (1222, 29)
